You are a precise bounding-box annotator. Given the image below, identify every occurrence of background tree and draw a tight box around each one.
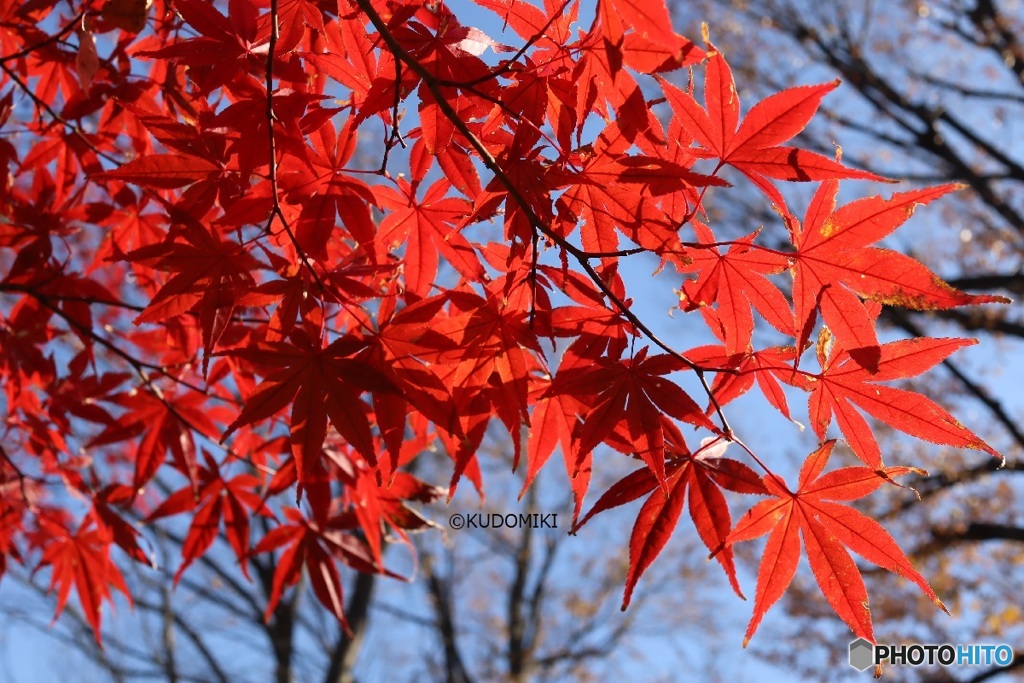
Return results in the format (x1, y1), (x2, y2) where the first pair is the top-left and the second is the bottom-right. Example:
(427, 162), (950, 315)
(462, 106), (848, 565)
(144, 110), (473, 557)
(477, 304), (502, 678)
(0, 0), (1014, 680)
(0, 453), (723, 682)
(677, 0), (1024, 679)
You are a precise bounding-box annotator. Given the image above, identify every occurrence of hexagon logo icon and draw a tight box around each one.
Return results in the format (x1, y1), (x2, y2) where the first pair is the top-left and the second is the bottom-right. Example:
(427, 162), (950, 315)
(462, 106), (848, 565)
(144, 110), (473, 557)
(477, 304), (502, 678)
(849, 638), (874, 671)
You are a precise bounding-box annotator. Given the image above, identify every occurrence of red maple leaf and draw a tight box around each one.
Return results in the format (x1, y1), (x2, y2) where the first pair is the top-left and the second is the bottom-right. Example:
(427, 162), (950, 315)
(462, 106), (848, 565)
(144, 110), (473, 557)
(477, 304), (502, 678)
(148, 452), (266, 581)
(678, 221), (793, 354)
(574, 431), (766, 606)
(221, 331), (396, 486)
(661, 31), (884, 212)
(374, 141), (483, 296)
(789, 330), (1002, 468)
(132, 0), (269, 95)
(251, 507), (393, 627)
(552, 346), (718, 488)
(726, 441), (946, 645)
(791, 181), (1011, 370)
(36, 516), (132, 643)
(125, 215), (264, 370)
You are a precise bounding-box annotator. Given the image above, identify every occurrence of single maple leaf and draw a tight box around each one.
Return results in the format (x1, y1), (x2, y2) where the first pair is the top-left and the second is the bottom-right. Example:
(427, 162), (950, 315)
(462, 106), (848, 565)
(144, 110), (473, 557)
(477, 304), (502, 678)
(552, 346), (719, 488)
(685, 343), (797, 421)
(789, 333), (1003, 468)
(330, 463), (445, 567)
(221, 331), (396, 486)
(88, 388), (221, 493)
(237, 265), (326, 343)
(131, 0), (269, 95)
(250, 508), (351, 627)
(791, 181), (1011, 371)
(374, 176), (483, 296)
(252, 506), (403, 625)
(726, 441), (946, 646)
(661, 31), (884, 213)
(36, 516), (132, 643)
(126, 216), (263, 371)
(276, 120), (378, 262)
(574, 431), (766, 607)
(148, 453), (265, 582)
(678, 221), (793, 354)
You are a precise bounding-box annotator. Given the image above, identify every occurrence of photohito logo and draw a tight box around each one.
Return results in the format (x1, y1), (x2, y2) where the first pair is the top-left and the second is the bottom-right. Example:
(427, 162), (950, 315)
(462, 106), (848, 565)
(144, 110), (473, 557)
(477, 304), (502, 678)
(849, 638), (874, 671)
(849, 638), (1014, 672)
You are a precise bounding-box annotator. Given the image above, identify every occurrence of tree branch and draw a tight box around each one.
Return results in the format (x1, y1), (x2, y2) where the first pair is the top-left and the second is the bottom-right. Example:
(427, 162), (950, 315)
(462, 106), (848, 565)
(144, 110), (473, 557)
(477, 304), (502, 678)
(322, 570), (376, 683)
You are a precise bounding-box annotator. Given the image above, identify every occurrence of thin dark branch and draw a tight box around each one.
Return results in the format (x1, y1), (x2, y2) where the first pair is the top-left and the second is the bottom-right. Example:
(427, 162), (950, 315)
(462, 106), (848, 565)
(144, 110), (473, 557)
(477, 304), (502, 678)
(946, 272), (1024, 296)
(918, 307), (1024, 338)
(945, 522), (1024, 543)
(0, 62), (122, 166)
(884, 309), (1024, 454)
(0, 10), (87, 64)
(907, 68), (1024, 103)
(354, 0), (738, 443)
(131, 596), (232, 683)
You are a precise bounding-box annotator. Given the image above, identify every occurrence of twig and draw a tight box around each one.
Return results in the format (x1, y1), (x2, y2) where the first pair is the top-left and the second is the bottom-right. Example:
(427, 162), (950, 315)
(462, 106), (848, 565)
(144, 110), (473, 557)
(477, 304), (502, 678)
(0, 62), (122, 166)
(0, 10), (88, 64)
(263, 0), (325, 295)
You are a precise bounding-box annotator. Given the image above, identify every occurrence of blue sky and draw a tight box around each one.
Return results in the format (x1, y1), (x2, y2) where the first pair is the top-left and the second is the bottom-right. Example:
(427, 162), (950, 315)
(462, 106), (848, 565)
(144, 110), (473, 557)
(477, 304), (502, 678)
(1, 0), (1022, 681)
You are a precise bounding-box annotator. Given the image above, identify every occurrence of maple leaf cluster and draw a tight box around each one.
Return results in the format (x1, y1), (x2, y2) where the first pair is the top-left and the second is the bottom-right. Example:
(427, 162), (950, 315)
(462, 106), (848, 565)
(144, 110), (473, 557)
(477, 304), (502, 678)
(0, 0), (1009, 648)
